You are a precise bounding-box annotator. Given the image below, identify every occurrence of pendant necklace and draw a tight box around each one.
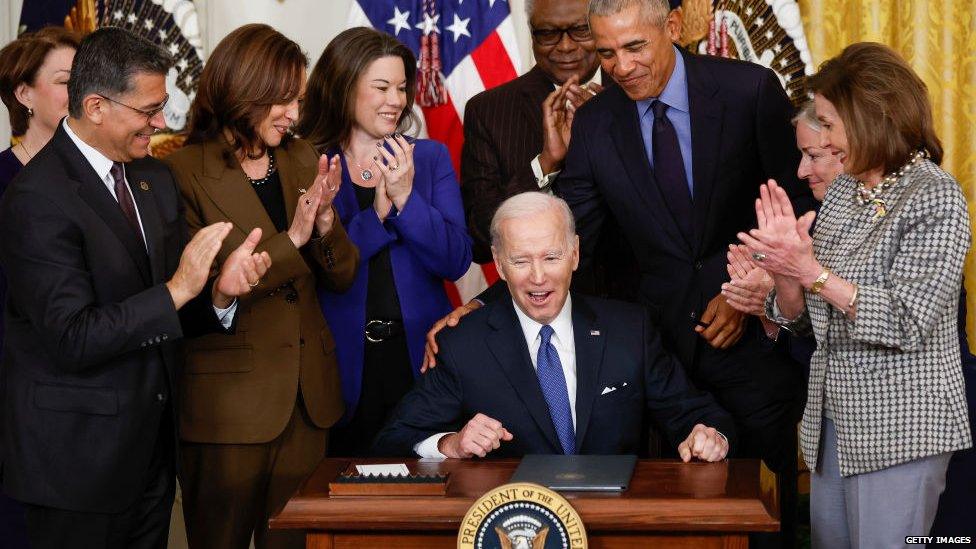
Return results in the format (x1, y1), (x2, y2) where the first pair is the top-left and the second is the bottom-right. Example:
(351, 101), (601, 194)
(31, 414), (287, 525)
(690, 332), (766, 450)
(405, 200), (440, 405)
(854, 149), (926, 221)
(345, 150), (375, 182)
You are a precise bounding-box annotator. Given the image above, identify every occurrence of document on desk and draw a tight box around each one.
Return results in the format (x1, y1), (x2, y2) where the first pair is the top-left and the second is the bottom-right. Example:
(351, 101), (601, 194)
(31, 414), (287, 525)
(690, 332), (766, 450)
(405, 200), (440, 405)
(511, 454), (638, 491)
(355, 463), (410, 477)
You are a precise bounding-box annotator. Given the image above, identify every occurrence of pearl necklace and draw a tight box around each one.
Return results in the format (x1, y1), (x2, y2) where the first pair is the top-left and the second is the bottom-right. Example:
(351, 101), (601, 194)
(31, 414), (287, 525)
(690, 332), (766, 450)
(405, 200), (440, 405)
(855, 149), (927, 220)
(247, 150), (276, 186)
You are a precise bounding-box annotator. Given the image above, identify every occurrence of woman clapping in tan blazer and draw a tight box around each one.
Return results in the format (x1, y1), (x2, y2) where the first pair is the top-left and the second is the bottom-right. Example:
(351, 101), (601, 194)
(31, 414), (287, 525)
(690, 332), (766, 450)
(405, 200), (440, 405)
(163, 24), (358, 549)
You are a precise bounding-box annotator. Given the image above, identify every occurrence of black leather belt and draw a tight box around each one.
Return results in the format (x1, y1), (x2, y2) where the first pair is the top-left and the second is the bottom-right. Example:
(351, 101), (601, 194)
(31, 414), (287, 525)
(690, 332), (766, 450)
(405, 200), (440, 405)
(365, 319), (404, 343)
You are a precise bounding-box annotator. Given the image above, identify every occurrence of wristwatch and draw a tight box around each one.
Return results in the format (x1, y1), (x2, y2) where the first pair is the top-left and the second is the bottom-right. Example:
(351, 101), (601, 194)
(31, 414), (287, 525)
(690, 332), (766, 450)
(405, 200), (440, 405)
(809, 269), (830, 294)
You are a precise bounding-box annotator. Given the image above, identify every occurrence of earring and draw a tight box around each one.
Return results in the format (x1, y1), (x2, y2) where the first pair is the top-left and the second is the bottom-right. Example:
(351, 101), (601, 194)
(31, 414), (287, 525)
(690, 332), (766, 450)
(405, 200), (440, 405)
(27, 108), (33, 117)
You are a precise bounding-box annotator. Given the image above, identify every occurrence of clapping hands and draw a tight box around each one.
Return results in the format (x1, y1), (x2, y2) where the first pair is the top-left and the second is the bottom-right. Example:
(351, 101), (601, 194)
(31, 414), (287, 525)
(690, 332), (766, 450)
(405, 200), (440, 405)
(721, 244), (773, 317)
(736, 179), (818, 281)
(373, 133), (415, 221)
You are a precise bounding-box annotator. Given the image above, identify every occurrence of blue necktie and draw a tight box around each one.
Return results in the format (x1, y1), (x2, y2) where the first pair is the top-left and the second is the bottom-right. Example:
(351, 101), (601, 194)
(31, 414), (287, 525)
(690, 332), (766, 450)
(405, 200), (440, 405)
(649, 100), (694, 243)
(536, 325), (575, 454)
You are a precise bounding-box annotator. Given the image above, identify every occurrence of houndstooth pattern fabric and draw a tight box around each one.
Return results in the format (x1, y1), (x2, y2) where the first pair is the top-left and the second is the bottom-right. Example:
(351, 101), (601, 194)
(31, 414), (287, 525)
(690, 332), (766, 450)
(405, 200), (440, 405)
(767, 159), (973, 476)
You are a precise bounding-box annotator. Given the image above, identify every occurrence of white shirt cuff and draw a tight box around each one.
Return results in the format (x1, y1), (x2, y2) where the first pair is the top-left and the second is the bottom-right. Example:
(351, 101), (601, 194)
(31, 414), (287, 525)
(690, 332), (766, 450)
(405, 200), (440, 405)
(530, 155), (559, 192)
(413, 432), (453, 458)
(214, 299), (238, 329)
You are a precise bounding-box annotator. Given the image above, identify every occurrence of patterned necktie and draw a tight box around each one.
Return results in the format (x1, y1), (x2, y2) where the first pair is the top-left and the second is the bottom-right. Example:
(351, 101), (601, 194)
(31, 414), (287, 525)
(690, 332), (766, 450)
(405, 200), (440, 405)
(536, 325), (575, 454)
(650, 100), (694, 242)
(110, 162), (144, 241)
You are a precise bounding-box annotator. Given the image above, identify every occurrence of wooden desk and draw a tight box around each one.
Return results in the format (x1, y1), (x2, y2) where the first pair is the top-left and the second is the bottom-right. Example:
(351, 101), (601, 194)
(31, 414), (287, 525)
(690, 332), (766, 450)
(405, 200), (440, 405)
(270, 458), (778, 548)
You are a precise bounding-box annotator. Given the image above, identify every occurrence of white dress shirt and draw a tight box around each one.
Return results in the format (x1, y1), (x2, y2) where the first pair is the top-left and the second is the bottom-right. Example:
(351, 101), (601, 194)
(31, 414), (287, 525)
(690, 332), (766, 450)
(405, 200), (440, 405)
(414, 296), (577, 458)
(63, 119), (236, 326)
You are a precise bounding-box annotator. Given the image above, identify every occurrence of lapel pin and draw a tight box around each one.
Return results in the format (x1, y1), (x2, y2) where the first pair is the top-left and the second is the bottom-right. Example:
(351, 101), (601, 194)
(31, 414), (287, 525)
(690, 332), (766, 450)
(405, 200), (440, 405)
(139, 181), (150, 191)
(590, 330), (600, 336)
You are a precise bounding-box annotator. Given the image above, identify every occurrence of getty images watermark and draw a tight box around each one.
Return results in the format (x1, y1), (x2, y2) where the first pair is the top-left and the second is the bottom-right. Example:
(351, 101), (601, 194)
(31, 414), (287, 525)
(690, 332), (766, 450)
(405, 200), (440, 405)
(906, 537), (972, 544)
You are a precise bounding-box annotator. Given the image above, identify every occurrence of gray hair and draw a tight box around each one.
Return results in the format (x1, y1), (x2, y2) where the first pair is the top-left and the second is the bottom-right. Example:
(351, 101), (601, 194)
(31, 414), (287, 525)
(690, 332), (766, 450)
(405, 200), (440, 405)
(588, 0), (671, 26)
(68, 26), (172, 118)
(791, 100), (821, 132)
(490, 192), (576, 250)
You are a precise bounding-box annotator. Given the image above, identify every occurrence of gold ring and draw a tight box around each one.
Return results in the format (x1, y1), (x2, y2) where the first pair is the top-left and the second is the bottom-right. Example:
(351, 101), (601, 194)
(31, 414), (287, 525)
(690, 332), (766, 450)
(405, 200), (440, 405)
(248, 280), (259, 287)
(298, 188), (307, 194)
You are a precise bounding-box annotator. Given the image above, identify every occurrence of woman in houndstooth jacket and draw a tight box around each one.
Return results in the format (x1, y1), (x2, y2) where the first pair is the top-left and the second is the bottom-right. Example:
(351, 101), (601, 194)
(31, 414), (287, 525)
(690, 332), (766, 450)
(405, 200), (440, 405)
(740, 43), (973, 548)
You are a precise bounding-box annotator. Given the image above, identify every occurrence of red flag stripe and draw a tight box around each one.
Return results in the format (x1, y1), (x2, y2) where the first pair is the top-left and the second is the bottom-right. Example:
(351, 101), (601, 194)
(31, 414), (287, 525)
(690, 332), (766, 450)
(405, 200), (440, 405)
(470, 31), (518, 90)
(480, 261), (500, 286)
(421, 98), (466, 176)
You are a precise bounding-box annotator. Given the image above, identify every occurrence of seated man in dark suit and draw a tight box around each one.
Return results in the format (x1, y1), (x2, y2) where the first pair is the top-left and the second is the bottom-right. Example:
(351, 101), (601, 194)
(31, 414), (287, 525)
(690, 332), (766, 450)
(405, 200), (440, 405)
(375, 192), (733, 460)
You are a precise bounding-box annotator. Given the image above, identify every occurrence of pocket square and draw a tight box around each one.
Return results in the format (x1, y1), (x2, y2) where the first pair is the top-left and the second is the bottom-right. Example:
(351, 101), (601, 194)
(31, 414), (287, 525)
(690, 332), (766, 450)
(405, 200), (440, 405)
(600, 386), (617, 395)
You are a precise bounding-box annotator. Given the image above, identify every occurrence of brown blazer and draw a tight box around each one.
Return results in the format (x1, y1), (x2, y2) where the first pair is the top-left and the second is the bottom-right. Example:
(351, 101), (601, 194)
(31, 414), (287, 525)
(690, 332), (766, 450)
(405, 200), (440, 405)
(164, 137), (359, 444)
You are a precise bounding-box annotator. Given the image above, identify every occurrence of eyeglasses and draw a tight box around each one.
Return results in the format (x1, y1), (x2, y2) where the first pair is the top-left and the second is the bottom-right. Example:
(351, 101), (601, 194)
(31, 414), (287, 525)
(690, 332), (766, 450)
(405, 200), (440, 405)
(530, 24), (593, 46)
(97, 93), (169, 124)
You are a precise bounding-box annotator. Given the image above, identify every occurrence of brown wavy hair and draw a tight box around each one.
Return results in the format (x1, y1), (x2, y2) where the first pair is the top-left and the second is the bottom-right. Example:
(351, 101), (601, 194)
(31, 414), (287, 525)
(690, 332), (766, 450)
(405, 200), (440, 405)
(297, 27), (417, 152)
(0, 27), (80, 136)
(186, 24), (306, 156)
(807, 42), (942, 176)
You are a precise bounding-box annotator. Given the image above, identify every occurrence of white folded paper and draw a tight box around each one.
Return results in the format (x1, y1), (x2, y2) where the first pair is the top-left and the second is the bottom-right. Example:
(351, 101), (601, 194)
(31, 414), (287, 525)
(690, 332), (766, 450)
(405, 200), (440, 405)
(355, 463), (411, 477)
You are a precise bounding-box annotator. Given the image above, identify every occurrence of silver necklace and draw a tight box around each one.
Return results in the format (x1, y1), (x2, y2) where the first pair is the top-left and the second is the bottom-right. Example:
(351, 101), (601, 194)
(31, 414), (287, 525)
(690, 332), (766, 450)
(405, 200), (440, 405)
(855, 149), (926, 221)
(344, 150), (374, 182)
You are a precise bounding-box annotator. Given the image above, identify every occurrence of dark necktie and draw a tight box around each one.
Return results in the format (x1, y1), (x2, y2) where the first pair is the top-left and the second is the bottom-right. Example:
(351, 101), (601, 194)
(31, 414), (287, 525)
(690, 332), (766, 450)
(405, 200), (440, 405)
(536, 325), (575, 454)
(650, 100), (694, 242)
(110, 162), (144, 241)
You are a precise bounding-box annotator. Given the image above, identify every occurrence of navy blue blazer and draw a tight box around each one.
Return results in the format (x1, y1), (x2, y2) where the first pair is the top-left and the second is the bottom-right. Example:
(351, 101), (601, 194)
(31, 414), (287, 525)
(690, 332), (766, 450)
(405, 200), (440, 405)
(373, 292), (736, 457)
(318, 139), (472, 417)
(555, 49), (815, 367)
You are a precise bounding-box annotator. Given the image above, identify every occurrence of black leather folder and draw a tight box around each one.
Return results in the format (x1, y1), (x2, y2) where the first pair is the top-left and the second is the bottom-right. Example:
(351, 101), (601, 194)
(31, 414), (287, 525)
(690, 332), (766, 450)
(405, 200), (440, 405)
(510, 454), (638, 491)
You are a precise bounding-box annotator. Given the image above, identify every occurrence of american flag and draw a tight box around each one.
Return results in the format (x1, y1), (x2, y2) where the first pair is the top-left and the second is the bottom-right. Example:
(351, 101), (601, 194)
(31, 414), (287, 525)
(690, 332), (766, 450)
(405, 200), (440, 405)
(349, 0), (522, 304)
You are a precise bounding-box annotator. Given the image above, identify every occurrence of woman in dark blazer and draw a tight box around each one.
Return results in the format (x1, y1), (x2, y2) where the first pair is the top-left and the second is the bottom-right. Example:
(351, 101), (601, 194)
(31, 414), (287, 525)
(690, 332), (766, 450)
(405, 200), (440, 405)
(297, 27), (472, 456)
(163, 25), (358, 549)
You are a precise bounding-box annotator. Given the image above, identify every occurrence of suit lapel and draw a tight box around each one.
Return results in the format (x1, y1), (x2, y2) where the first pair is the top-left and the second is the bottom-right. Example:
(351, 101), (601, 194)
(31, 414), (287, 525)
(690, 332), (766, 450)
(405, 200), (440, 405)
(608, 90), (691, 253)
(195, 139), (278, 237)
(684, 50), (724, 255)
(570, 296), (606, 453)
(486, 300), (562, 453)
(517, 66), (553, 137)
(55, 127), (152, 286)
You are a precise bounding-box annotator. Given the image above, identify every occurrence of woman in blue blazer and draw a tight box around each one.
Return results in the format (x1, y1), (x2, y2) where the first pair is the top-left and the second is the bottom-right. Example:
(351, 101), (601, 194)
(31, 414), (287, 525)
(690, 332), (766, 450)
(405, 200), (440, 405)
(297, 27), (472, 455)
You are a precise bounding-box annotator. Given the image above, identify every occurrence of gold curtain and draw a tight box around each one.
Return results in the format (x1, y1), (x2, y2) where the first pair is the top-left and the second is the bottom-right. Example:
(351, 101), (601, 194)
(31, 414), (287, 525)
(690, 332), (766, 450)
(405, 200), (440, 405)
(799, 0), (976, 339)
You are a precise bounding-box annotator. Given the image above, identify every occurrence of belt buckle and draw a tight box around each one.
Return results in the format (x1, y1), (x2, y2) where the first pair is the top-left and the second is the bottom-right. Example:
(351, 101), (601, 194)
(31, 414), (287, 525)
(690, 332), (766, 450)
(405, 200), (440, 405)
(365, 319), (391, 343)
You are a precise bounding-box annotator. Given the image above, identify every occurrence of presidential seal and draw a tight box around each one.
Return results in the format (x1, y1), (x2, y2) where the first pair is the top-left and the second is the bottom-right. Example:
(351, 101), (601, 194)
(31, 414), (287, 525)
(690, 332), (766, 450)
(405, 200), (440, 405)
(458, 483), (586, 549)
(677, 0), (815, 106)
